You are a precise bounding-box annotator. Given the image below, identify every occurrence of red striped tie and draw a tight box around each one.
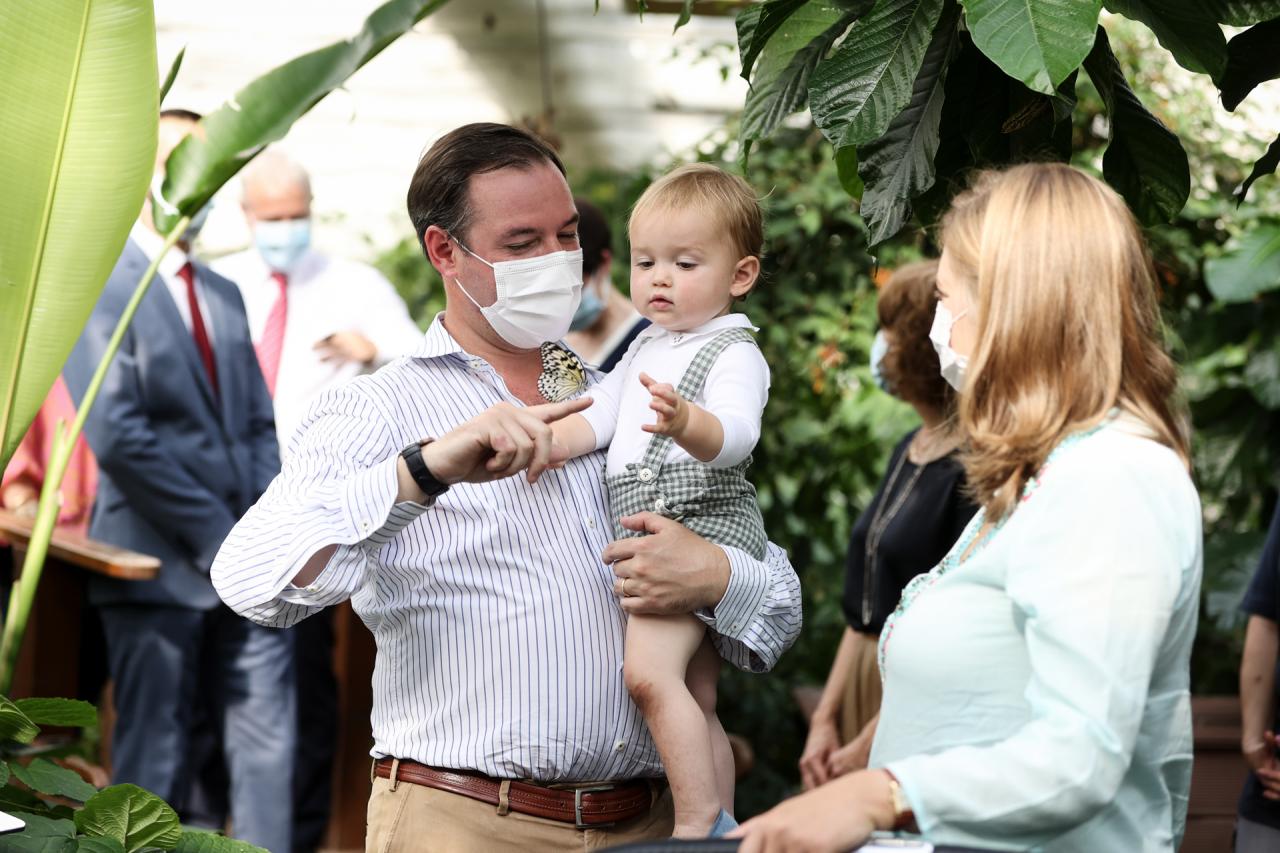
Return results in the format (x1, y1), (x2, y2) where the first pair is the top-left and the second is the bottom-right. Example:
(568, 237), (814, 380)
(254, 272), (288, 397)
(178, 262), (219, 399)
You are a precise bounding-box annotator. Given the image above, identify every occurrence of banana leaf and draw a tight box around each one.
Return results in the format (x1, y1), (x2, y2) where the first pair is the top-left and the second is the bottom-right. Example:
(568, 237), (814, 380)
(156, 0), (451, 231)
(0, 0), (158, 470)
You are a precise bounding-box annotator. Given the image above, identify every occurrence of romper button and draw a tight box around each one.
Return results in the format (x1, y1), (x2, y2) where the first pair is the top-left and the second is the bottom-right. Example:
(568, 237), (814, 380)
(638, 468), (655, 483)
(654, 498), (666, 512)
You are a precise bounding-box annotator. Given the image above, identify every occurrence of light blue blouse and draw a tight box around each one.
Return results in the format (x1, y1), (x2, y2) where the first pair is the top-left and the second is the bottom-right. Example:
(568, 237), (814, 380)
(869, 418), (1202, 852)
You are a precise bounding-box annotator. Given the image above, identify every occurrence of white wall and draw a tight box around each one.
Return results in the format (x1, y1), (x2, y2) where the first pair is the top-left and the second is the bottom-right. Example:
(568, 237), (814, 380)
(160, 0), (748, 260)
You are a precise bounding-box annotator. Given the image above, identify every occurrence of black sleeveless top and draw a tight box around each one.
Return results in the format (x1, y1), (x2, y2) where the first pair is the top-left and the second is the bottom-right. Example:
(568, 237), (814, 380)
(842, 429), (978, 634)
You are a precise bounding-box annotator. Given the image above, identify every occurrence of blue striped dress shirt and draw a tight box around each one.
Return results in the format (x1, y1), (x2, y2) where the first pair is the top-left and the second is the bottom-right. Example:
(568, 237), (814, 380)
(212, 317), (802, 782)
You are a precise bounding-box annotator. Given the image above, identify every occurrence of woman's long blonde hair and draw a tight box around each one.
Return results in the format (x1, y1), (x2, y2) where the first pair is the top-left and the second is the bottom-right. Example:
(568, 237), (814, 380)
(940, 162), (1189, 520)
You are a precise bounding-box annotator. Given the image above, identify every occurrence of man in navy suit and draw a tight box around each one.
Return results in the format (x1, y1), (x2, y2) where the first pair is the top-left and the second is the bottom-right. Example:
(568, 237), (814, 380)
(64, 109), (294, 853)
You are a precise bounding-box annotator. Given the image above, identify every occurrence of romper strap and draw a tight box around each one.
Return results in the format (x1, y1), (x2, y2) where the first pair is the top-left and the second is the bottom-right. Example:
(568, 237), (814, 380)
(637, 327), (759, 472)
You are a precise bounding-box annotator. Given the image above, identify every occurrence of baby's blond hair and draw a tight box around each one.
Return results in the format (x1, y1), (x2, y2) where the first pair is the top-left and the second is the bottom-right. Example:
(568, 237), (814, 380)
(629, 163), (764, 262)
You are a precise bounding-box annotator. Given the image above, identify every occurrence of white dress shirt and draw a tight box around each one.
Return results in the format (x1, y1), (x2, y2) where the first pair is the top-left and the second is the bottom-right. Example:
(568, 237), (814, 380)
(129, 223), (213, 340)
(214, 249), (424, 448)
(211, 316), (802, 782)
(581, 313), (770, 478)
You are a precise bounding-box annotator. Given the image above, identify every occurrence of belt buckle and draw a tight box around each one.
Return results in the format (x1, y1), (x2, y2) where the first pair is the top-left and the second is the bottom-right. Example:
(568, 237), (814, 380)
(573, 783), (617, 829)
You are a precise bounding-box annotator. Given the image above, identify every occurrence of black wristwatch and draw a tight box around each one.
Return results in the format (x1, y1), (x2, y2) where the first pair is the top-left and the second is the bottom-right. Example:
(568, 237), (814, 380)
(399, 440), (450, 499)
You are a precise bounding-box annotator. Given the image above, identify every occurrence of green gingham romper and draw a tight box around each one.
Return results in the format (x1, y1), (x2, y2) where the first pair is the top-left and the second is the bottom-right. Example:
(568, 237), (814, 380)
(604, 327), (767, 560)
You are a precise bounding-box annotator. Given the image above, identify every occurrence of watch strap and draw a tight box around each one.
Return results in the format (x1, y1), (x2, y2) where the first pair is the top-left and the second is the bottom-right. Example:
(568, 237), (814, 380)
(400, 440), (449, 499)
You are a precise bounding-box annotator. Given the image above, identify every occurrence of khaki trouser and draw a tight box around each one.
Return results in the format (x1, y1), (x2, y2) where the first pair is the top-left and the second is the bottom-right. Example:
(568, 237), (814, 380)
(838, 630), (883, 744)
(365, 775), (675, 852)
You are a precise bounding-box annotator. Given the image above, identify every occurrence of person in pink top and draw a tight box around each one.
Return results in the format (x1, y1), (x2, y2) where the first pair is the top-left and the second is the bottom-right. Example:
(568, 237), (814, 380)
(2, 375), (99, 536)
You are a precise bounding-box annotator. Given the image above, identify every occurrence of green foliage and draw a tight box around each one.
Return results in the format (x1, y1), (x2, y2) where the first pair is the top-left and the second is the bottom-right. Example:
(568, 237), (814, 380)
(157, 0), (451, 232)
(1082, 26), (1191, 224)
(963, 0), (1102, 94)
(12, 701), (96, 731)
(808, 0), (945, 148)
(0, 699), (39, 746)
(10, 761), (96, 804)
(0, 701), (264, 853)
(732, 0), (1280, 243)
(74, 786), (180, 853)
(0, 0), (157, 472)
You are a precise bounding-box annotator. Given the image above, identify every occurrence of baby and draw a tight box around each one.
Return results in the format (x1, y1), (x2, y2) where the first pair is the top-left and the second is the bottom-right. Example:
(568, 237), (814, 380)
(550, 163), (770, 837)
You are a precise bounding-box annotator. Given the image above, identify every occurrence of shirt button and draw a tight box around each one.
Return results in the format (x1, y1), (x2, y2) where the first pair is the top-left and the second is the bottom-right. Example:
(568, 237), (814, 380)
(653, 498), (666, 512)
(638, 468), (655, 483)
(587, 518), (596, 529)
(614, 740), (626, 753)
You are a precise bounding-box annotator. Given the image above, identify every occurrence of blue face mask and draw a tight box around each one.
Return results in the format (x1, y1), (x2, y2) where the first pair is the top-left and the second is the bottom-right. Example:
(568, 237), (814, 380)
(570, 278), (606, 331)
(254, 217), (312, 273)
(870, 329), (892, 394)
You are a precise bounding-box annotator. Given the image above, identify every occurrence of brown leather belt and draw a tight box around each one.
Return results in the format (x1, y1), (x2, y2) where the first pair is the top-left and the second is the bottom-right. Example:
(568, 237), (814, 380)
(372, 757), (658, 828)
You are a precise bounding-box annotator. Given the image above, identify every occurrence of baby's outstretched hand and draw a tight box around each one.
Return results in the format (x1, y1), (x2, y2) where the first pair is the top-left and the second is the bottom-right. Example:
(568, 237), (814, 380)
(638, 372), (688, 438)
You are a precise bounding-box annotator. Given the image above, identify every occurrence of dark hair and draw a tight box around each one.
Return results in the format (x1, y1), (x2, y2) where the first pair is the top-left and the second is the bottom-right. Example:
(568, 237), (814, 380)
(160, 108), (203, 123)
(573, 197), (612, 278)
(877, 260), (955, 414)
(406, 123), (566, 248)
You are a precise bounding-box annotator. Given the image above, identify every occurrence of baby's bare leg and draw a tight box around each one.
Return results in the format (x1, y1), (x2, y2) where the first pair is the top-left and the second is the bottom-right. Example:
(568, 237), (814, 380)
(688, 637), (734, 814)
(624, 613), (719, 837)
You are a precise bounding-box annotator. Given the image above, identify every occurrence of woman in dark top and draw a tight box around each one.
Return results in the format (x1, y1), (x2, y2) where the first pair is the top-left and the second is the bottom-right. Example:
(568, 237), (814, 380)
(799, 260), (978, 790)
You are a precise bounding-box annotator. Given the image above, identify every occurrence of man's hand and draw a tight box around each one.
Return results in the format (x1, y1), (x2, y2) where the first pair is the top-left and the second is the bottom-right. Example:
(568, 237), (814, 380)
(639, 372), (688, 438)
(397, 399), (590, 502)
(602, 512), (730, 614)
(1244, 730), (1280, 800)
(314, 331), (377, 365)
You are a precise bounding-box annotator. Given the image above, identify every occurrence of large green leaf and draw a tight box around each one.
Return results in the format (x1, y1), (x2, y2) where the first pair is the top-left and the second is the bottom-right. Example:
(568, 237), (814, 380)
(1082, 27), (1190, 224)
(10, 760), (97, 803)
(0, 0), (157, 471)
(172, 832), (265, 853)
(960, 0), (1102, 94)
(737, 0), (814, 80)
(156, 0), (450, 232)
(0, 814), (76, 853)
(0, 784), (60, 820)
(740, 4), (859, 153)
(0, 697), (39, 745)
(1104, 0), (1227, 81)
(809, 0), (946, 148)
(74, 786), (180, 853)
(857, 0), (960, 243)
(12, 699), (96, 730)
(1238, 134), (1280, 204)
(1205, 222), (1280, 303)
(74, 840), (124, 853)
(1205, 1), (1280, 25)
(1220, 18), (1280, 111)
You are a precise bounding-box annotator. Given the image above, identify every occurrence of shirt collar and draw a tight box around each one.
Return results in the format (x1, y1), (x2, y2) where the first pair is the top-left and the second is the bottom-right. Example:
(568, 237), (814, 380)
(129, 222), (189, 280)
(411, 313), (467, 361)
(640, 312), (757, 346)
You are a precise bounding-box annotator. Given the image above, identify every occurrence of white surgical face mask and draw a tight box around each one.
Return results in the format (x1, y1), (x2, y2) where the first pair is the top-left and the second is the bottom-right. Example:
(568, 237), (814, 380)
(452, 237), (583, 349)
(929, 302), (969, 391)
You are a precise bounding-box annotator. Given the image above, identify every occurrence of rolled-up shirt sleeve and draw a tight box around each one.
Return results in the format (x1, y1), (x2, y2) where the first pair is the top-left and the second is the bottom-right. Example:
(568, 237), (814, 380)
(212, 383), (431, 627)
(698, 540), (801, 673)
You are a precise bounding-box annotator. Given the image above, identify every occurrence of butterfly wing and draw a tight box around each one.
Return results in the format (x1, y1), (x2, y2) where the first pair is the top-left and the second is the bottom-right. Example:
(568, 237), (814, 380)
(537, 342), (587, 403)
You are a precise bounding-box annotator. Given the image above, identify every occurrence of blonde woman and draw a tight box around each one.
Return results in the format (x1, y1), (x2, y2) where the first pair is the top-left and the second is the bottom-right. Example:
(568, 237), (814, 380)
(732, 163), (1202, 852)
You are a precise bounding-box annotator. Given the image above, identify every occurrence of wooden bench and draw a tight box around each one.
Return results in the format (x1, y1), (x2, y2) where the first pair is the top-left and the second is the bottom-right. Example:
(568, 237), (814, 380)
(0, 509), (159, 701)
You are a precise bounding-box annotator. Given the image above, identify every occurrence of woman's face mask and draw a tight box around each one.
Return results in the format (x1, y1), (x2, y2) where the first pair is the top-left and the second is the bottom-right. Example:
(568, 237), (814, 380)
(929, 302), (969, 392)
(869, 329), (892, 394)
(451, 236), (584, 350)
(570, 271), (607, 331)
